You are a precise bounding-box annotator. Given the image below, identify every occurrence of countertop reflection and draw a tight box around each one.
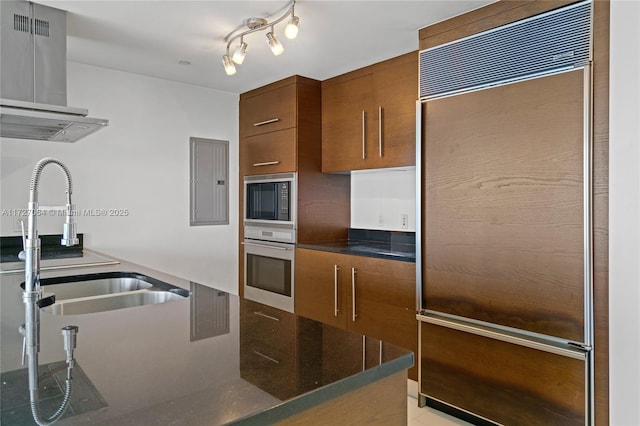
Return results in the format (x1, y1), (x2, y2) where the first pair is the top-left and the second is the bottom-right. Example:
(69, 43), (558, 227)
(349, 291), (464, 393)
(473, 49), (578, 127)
(0, 251), (412, 425)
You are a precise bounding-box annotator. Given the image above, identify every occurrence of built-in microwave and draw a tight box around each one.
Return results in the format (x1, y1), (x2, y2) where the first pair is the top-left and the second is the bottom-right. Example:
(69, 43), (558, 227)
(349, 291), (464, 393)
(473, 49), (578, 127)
(243, 239), (294, 313)
(244, 173), (296, 244)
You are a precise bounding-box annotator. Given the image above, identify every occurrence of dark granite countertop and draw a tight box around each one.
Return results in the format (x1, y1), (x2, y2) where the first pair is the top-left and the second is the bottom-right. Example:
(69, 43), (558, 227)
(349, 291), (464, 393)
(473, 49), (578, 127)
(0, 251), (412, 425)
(297, 229), (416, 263)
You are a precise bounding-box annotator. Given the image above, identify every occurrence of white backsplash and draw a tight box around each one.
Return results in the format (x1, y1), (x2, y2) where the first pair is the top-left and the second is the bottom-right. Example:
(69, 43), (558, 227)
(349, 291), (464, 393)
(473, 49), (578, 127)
(350, 167), (416, 231)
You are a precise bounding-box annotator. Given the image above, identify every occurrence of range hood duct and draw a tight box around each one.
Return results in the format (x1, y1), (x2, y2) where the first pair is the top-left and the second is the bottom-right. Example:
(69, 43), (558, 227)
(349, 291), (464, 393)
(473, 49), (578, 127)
(0, 1), (108, 142)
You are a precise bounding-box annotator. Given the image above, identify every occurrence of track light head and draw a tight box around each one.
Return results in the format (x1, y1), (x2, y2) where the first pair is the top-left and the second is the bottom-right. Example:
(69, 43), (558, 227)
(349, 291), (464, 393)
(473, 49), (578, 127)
(222, 54), (236, 75)
(232, 41), (248, 64)
(285, 16), (299, 39)
(266, 30), (284, 56)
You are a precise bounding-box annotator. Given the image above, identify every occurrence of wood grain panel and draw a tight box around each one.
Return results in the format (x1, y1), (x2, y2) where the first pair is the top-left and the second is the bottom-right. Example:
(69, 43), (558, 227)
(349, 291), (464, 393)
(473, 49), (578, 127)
(349, 255), (417, 354)
(296, 79), (350, 243)
(242, 128), (296, 175)
(591, 1), (610, 424)
(321, 74), (375, 172)
(295, 248), (348, 329)
(423, 70), (586, 342)
(372, 52), (418, 168)
(322, 52), (417, 172)
(240, 83), (297, 137)
(419, 0), (578, 50)
(420, 322), (586, 425)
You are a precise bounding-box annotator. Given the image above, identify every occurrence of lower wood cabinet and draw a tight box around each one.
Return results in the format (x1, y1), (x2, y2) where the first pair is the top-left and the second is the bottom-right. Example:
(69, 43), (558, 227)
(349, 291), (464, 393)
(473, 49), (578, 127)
(419, 321), (588, 425)
(295, 248), (417, 380)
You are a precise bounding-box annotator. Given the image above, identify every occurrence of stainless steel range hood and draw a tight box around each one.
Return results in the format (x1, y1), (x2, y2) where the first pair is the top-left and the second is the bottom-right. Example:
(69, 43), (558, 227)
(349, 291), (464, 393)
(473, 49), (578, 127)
(0, 1), (108, 142)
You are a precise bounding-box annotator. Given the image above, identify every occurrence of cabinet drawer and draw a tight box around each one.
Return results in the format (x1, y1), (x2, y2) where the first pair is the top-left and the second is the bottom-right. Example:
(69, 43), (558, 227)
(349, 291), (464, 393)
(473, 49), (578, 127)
(241, 84), (297, 137)
(242, 128), (296, 175)
(240, 299), (296, 353)
(420, 321), (587, 425)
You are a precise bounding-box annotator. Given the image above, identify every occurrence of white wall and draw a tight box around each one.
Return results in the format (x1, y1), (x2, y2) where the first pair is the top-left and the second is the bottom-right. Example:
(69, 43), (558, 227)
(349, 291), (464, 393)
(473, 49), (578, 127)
(609, 1), (640, 424)
(0, 62), (240, 294)
(350, 167), (416, 231)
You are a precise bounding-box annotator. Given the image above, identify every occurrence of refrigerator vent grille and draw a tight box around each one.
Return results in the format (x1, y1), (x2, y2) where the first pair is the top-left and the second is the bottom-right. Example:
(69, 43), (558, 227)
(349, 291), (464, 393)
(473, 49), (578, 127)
(419, 0), (592, 99)
(13, 14), (30, 33)
(12, 15), (50, 37)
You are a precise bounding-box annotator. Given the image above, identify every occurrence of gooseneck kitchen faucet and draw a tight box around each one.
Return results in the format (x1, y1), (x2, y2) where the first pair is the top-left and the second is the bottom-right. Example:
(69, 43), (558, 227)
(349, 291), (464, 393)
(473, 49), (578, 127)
(20, 158), (80, 426)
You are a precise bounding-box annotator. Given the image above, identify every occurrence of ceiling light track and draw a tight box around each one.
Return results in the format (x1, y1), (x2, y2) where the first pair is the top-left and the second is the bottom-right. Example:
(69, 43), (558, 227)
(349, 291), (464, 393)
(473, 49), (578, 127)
(222, 0), (299, 76)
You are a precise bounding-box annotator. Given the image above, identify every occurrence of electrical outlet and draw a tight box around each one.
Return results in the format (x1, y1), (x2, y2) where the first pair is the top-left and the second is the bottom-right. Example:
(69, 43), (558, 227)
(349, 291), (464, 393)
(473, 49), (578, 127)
(400, 214), (409, 229)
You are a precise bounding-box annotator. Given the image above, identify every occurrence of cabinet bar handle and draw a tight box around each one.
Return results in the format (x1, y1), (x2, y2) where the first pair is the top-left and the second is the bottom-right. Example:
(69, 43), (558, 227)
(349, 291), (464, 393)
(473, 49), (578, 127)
(253, 161), (280, 167)
(334, 265), (340, 316)
(379, 340), (383, 365)
(253, 118), (280, 127)
(253, 350), (280, 364)
(378, 106), (383, 158)
(351, 267), (357, 322)
(253, 311), (280, 322)
(361, 111), (366, 160)
(362, 335), (366, 371)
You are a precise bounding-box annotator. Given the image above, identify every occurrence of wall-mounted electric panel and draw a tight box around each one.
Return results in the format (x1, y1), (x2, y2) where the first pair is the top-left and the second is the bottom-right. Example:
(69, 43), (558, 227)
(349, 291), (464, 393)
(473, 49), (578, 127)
(190, 137), (229, 226)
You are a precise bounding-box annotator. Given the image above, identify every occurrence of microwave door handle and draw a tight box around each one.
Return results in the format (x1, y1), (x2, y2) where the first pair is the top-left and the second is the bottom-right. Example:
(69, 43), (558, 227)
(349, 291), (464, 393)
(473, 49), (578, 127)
(242, 241), (291, 251)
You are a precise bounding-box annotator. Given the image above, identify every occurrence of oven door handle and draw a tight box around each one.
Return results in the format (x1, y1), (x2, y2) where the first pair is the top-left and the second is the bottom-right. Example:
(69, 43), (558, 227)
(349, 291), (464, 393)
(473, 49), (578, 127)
(242, 241), (292, 251)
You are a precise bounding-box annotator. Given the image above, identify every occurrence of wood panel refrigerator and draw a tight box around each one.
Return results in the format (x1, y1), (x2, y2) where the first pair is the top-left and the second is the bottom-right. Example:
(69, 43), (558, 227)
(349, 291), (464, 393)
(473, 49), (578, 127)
(415, 2), (594, 425)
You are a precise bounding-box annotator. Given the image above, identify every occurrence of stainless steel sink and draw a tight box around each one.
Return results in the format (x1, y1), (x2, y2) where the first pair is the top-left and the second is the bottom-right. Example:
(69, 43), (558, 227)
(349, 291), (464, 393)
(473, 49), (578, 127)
(23, 272), (190, 315)
(42, 276), (153, 300)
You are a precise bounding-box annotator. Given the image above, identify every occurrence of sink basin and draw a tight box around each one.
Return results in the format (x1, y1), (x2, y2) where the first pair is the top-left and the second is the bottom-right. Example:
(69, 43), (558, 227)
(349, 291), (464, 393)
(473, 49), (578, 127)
(22, 272), (190, 315)
(42, 291), (187, 316)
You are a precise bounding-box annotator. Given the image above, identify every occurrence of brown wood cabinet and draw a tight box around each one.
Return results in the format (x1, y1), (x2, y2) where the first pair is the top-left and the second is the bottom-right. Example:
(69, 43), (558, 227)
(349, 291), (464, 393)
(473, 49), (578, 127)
(240, 83), (297, 138)
(321, 52), (417, 173)
(238, 76), (351, 295)
(239, 77), (304, 175)
(419, 320), (587, 426)
(295, 248), (417, 379)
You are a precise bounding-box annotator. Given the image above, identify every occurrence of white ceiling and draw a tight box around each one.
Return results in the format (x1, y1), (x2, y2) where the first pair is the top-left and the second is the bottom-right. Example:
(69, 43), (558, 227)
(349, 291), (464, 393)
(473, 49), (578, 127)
(35, 0), (494, 94)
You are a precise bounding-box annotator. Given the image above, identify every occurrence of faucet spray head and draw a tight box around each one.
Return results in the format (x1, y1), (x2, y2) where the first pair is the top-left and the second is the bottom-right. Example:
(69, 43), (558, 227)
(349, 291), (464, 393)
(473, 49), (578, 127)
(61, 203), (79, 247)
(61, 326), (79, 363)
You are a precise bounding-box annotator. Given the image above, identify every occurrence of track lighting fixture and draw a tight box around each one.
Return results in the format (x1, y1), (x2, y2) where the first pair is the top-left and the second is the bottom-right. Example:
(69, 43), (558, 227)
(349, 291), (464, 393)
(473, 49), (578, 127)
(222, 0), (299, 75)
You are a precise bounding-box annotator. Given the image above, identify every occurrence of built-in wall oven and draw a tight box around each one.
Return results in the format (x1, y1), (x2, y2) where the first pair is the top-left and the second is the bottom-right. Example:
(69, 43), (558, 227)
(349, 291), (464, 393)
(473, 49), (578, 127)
(243, 240), (294, 313)
(243, 173), (297, 312)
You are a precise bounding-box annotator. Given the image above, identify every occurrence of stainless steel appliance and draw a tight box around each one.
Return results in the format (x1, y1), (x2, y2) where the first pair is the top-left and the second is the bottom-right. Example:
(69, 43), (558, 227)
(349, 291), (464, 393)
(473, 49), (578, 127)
(0, 1), (108, 142)
(243, 172), (297, 312)
(243, 239), (294, 313)
(244, 173), (296, 244)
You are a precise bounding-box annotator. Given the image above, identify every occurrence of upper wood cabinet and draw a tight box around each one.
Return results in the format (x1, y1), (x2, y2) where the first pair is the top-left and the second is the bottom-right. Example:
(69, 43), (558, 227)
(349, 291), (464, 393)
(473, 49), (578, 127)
(295, 247), (417, 379)
(240, 83), (297, 138)
(322, 52), (418, 173)
(239, 76), (316, 176)
(241, 128), (297, 174)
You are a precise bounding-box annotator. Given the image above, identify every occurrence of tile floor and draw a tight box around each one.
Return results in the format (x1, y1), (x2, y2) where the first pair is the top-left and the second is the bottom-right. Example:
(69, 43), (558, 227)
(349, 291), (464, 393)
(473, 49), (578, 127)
(407, 396), (473, 426)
